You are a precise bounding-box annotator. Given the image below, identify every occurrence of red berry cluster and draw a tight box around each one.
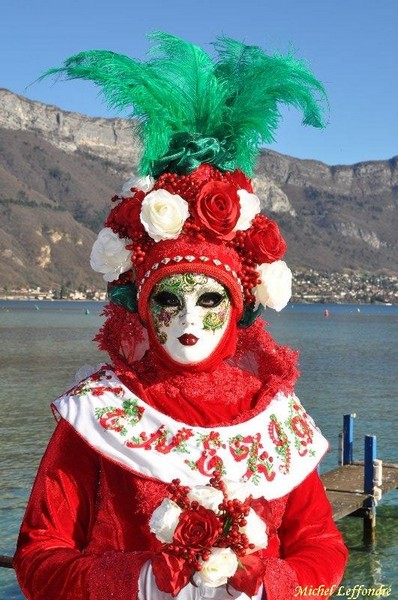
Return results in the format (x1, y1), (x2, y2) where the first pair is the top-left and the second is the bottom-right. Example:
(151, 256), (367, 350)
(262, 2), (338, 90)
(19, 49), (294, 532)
(229, 230), (262, 305)
(163, 472), (254, 574)
(154, 165), (224, 200)
(166, 478), (192, 509)
(208, 471), (255, 557)
(164, 479), (218, 572)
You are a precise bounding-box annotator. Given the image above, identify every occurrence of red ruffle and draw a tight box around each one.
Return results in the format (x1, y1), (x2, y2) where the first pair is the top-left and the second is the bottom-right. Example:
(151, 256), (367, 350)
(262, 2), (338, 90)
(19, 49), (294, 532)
(152, 552), (192, 595)
(229, 554), (266, 597)
(95, 304), (299, 427)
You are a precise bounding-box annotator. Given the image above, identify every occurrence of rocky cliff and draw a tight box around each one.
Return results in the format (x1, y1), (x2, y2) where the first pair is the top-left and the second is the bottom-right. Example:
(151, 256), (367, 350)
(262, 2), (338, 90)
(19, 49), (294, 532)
(0, 89), (397, 293)
(0, 88), (139, 169)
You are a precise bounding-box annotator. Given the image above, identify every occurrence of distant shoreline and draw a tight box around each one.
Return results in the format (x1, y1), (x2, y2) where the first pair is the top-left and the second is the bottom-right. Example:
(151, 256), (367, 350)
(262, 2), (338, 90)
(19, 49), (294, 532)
(0, 298), (103, 304)
(2, 270), (397, 305)
(0, 297), (395, 307)
(0, 297), (102, 302)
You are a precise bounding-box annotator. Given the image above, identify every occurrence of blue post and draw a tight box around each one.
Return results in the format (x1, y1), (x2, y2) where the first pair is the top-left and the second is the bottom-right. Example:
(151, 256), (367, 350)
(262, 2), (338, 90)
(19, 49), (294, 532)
(364, 435), (377, 494)
(343, 414), (355, 465)
(363, 435), (377, 545)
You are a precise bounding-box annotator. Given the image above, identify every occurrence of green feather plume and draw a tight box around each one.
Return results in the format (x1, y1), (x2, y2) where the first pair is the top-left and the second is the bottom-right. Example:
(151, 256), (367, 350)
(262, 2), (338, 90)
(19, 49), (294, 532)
(213, 37), (327, 173)
(42, 32), (327, 176)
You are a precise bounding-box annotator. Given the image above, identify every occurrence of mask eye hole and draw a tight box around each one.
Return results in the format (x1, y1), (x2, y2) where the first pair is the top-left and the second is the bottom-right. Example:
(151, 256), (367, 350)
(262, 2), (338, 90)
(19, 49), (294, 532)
(153, 291), (181, 307)
(197, 292), (224, 308)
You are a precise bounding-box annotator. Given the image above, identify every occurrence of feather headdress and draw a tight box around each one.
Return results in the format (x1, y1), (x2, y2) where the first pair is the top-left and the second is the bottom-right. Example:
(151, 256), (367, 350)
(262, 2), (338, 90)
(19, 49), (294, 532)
(43, 32), (327, 176)
(43, 32), (328, 330)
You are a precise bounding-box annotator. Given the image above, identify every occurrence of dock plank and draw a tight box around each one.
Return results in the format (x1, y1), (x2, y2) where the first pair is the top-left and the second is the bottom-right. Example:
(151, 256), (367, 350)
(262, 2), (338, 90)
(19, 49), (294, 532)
(321, 462), (398, 521)
(326, 491), (368, 521)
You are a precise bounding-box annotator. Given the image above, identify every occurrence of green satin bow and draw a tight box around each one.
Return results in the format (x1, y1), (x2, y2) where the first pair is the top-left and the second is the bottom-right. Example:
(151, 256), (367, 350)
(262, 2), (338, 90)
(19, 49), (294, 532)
(150, 133), (235, 177)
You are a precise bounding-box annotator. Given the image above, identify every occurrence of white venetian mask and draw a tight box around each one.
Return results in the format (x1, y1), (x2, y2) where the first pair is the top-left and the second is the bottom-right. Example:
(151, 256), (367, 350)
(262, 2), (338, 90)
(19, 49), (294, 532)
(148, 273), (232, 365)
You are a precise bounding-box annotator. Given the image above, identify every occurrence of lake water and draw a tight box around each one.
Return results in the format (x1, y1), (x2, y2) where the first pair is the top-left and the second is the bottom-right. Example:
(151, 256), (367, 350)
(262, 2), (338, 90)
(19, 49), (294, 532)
(1, 301), (397, 598)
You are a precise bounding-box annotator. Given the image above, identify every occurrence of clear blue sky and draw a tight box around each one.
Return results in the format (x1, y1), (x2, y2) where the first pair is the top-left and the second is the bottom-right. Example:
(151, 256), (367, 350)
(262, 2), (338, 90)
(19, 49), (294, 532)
(1, 0), (397, 166)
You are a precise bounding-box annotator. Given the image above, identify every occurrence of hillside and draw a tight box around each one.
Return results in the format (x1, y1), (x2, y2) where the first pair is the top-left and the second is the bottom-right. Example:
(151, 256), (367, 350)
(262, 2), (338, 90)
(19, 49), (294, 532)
(0, 88), (397, 294)
(256, 152), (398, 274)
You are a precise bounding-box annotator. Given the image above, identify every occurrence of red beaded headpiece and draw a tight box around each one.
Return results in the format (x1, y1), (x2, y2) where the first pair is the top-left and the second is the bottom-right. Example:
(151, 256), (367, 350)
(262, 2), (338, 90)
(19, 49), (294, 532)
(99, 163), (289, 320)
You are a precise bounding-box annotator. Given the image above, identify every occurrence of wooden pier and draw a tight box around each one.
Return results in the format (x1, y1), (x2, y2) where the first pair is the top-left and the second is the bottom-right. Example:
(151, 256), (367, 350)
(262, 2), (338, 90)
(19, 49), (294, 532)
(320, 413), (398, 544)
(321, 462), (398, 520)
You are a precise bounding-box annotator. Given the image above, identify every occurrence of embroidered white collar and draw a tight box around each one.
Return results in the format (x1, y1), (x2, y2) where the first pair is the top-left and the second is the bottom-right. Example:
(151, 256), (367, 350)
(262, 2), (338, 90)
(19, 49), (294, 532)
(52, 367), (328, 500)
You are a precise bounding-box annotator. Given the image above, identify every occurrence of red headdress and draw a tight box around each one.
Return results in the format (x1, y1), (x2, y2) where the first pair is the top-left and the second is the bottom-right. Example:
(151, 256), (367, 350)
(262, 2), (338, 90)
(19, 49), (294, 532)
(46, 33), (327, 373)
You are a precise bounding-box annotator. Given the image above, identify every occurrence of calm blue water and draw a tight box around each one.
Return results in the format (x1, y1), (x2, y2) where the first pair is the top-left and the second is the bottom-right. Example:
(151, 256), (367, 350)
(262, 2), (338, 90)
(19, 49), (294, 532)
(1, 301), (397, 598)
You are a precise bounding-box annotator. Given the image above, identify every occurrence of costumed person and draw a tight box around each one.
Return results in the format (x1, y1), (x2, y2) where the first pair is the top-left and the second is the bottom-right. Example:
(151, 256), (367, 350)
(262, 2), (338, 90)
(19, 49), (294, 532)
(14, 33), (348, 599)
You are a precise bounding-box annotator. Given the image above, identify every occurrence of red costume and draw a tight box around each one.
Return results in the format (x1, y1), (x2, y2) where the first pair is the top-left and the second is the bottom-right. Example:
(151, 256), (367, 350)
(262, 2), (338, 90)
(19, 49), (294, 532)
(15, 322), (348, 599)
(14, 33), (348, 599)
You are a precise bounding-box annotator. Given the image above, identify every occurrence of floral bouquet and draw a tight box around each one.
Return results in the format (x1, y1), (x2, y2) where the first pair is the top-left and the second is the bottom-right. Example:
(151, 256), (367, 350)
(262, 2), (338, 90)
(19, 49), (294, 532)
(90, 168), (293, 314)
(149, 472), (268, 597)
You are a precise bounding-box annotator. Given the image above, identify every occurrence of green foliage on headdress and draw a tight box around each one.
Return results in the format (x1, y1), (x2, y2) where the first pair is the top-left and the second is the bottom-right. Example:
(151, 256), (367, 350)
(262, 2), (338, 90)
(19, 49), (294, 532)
(42, 32), (327, 176)
(107, 282), (137, 313)
(238, 303), (264, 328)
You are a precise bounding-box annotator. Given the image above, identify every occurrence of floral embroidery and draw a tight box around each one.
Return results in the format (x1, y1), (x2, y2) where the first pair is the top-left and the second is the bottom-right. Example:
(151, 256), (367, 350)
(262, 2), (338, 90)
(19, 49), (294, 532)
(77, 374), (321, 488)
(72, 380), (92, 396)
(268, 415), (291, 474)
(95, 399), (145, 435)
(285, 397), (316, 457)
(92, 385), (124, 397)
(229, 434), (275, 484)
(186, 431), (226, 476)
(126, 425), (194, 454)
(72, 370), (124, 398)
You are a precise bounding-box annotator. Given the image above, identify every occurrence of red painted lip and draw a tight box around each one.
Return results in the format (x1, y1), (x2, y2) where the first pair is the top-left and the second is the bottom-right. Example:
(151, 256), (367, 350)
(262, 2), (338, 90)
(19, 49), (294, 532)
(178, 334), (199, 346)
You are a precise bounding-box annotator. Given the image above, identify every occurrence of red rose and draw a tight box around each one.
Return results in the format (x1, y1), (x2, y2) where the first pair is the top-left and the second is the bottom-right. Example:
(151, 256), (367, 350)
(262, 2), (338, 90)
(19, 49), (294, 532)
(106, 195), (144, 239)
(192, 181), (240, 240)
(245, 216), (287, 263)
(173, 506), (220, 549)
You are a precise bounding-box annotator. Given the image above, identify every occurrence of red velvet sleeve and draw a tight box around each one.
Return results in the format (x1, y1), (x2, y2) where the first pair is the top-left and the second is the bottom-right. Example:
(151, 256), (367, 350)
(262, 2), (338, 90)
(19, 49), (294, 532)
(13, 419), (151, 600)
(262, 469), (348, 600)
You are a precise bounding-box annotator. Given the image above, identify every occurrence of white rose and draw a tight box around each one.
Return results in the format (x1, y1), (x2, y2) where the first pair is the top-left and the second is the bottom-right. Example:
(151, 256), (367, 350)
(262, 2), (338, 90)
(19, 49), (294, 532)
(254, 260), (292, 311)
(234, 190), (261, 231)
(121, 174), (154, 197)
(222, 479), (249, 503)
(193, 547), (238, 588)
(140, 189), (189, 242)
(241, 508), (268, 554)
(149, 498), (182, 543)
(90, 227), (132, 282)
(187, 486), (224, 512)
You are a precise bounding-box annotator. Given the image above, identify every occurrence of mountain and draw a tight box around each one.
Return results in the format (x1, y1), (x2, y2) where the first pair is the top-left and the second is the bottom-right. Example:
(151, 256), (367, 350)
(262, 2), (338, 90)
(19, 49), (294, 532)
(255, 152), (398, 274)
(0, 88), (397, 294)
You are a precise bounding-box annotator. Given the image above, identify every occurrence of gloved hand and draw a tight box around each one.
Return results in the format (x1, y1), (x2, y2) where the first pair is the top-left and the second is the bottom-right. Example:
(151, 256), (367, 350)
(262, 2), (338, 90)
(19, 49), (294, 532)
(137, 560), (263, 599)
